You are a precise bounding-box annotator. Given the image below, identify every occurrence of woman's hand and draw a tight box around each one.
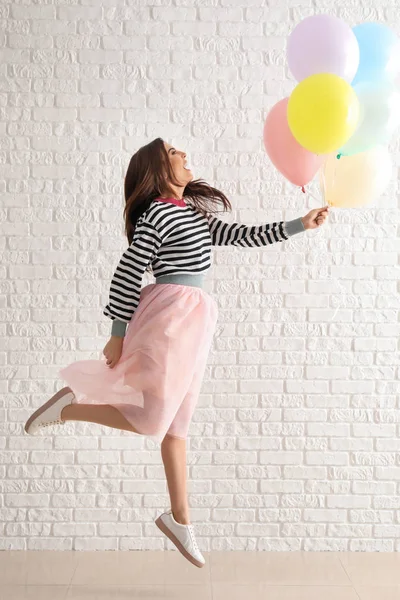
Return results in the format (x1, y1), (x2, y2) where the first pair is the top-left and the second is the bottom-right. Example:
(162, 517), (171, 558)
(103, 336), (124, 369)
(301, 206), (329, 230)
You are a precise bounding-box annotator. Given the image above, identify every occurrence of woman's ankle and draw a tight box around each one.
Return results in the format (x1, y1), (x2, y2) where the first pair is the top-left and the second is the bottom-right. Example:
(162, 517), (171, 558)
(60, 405), (71, 420)
(172, 509), (190, 525)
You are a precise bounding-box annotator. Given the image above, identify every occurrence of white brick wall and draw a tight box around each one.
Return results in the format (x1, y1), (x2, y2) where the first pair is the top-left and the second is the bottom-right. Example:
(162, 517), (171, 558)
(2, 0), (400, 552)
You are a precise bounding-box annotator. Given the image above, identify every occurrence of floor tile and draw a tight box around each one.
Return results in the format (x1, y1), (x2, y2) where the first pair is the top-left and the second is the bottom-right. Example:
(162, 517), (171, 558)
(65, 584), (212, 599)
(340, 553), (400, 586)
(210, 551), (352, 585)
(4, 550), (400, 597)
(0, 586), (68, 600)
(212, 584), (360, 600)
(0, 552), (27, 585)
(71, 551), (167, 586)
(67, 587), (151, 600)
(70, 550), (210, 586)
(163, 586), (212, 600)
(355, 586), (400, 600)
(0, 551), (78, 585)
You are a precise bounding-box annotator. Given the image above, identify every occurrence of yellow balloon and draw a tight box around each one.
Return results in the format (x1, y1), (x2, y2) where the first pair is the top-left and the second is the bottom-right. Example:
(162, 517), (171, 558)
(320, 145), (392, 208)
(287, 73), (360, 154)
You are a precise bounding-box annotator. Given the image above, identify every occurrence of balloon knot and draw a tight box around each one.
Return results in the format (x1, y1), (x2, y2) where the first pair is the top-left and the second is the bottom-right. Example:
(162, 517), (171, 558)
(336, 153), (341, 160)
(301, 186), (305, 193)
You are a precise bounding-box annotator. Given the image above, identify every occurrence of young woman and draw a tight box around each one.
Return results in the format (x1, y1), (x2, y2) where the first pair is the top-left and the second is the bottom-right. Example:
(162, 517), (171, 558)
(24, 137), (329, 568)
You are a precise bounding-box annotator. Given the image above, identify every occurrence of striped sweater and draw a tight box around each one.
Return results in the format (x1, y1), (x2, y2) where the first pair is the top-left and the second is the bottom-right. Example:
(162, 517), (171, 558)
(103, 197), (306, 337)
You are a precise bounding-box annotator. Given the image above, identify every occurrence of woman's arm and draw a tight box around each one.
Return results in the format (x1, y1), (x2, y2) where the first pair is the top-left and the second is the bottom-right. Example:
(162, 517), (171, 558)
(103, 218), (162, 338)
(206, 213), (305, 247)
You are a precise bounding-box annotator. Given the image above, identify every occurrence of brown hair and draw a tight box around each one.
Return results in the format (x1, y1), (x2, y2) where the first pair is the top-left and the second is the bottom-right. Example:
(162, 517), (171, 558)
(123, 137), (232, 245)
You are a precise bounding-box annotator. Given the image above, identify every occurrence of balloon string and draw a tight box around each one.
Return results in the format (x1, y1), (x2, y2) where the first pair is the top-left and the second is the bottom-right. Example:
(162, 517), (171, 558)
(320, 163), (333, 208)
(306, 188), (323, 208)
(321, 164), (326, 206)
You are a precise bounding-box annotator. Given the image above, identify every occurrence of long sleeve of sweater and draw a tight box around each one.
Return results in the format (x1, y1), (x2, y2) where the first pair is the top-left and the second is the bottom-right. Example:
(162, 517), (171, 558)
(206, 214), (305, 246)
(103, 218), (162, 337)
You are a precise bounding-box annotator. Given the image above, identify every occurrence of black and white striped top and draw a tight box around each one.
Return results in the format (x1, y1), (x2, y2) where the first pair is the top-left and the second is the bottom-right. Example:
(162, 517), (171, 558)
(103, 198), (305, 336)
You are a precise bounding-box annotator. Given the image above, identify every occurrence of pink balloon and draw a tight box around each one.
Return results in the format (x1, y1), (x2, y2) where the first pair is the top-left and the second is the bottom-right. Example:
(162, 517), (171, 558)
(287, 14), (359, 83)
(263, 98), (325, 188)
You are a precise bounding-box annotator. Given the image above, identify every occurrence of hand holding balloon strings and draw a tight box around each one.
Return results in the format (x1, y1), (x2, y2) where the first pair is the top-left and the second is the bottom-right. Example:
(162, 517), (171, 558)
(301, 206), (330, 231)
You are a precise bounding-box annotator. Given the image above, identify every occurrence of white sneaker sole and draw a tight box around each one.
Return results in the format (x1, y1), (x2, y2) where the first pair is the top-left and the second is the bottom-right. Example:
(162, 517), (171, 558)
(155, 516), (205, 568)
(24, 386), (74, 434)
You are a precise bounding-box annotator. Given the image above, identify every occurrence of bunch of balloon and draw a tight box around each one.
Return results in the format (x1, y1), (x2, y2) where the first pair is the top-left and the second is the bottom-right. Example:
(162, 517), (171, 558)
(323, 22), (400, 208)
(263, 15), (400, 208)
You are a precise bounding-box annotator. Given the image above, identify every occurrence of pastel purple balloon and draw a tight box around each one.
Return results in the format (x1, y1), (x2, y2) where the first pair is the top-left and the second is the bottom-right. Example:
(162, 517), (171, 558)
(287, 14), (360, 83)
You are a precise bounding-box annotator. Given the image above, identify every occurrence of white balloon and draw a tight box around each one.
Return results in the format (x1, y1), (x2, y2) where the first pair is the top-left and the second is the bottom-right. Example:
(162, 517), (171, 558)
(339, 81), (400, 156)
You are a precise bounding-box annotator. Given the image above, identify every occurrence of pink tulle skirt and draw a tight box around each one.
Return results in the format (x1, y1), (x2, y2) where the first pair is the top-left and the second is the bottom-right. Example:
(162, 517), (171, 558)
(58, 283), (218, 443)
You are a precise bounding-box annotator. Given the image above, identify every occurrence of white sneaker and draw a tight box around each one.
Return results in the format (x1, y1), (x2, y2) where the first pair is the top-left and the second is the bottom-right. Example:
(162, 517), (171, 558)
(24, 386), (75, 434)
(155, 510), (205, 568)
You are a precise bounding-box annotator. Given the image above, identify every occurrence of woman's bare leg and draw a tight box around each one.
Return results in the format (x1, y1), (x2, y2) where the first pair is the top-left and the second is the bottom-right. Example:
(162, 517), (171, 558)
(60, 398), (190, 523)
(61, 403), (140, 434)
(161, 434), (190, 525)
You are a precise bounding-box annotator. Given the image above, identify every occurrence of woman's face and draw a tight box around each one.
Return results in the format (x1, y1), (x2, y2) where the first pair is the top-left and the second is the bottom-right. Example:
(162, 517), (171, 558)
(163, 142), (193, 186)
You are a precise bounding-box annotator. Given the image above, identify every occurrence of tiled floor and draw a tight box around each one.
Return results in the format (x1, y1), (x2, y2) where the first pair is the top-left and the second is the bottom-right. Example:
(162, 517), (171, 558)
(0, 551), (399, 599)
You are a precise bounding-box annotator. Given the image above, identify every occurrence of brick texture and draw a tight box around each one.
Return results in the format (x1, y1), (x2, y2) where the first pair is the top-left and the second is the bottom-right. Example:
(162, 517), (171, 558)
(2, 0), (400, 552)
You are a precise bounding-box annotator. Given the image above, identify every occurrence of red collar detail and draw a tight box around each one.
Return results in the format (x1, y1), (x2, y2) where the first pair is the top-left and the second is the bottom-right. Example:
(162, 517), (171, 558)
(155, 196), (187, 207)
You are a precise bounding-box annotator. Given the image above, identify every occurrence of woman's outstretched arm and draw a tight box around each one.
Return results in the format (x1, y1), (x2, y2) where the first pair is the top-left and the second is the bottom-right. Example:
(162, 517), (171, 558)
(206, 213), (305, 247)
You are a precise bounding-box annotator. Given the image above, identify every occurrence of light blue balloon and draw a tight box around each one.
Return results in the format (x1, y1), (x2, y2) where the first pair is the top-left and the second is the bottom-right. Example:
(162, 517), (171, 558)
(352, 22), (399, 86)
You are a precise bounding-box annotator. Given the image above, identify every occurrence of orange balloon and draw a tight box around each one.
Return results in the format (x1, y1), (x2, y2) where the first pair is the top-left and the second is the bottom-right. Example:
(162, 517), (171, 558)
(320, 145), (392, 208)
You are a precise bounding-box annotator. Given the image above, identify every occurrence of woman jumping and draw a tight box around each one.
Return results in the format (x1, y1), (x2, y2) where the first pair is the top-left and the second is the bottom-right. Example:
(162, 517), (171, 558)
(24, 137), (329, 568)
